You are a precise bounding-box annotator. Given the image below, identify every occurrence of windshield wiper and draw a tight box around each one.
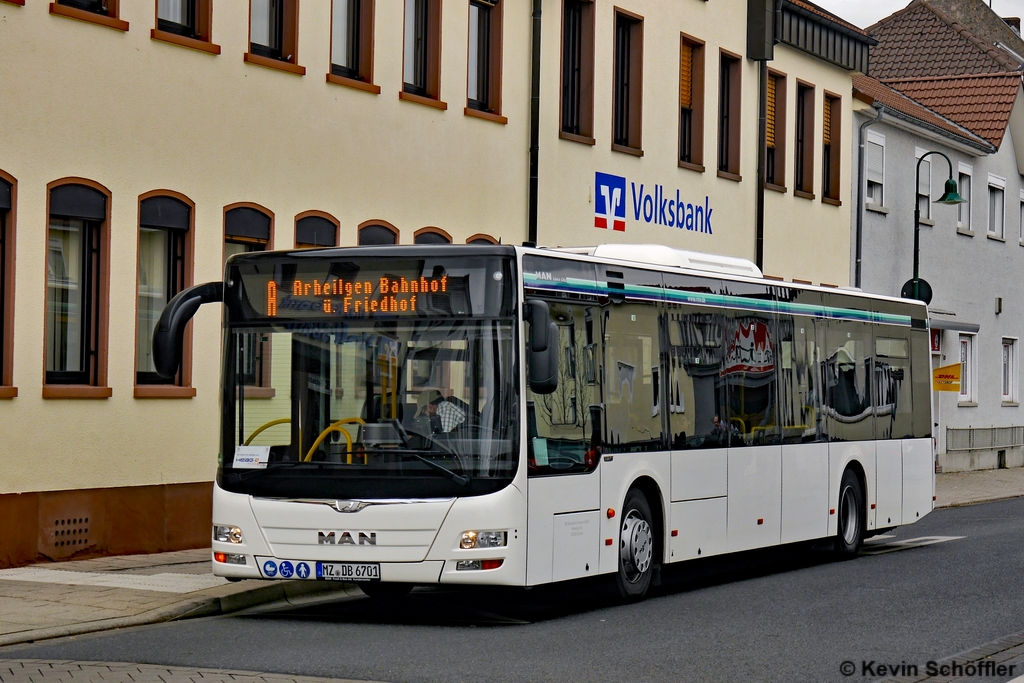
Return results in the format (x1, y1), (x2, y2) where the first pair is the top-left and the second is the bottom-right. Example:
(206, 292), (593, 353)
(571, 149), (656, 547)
(392, 451), (470, 486)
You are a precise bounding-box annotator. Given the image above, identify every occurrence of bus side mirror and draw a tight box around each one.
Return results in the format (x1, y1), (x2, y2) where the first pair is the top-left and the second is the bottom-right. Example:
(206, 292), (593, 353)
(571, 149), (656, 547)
(525, 300), (559, 394)
(153, 281), (223, 379)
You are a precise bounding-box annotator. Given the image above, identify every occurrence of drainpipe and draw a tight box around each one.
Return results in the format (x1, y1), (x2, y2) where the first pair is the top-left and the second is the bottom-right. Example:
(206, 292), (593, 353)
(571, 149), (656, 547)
(527, 0), (543, 245)
(755, 60), (768, 270)
(854, 104), (883, 288)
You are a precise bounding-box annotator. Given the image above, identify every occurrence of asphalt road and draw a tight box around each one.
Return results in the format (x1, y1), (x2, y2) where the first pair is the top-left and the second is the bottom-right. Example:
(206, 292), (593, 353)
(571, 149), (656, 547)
(5, 497), (1024, 683)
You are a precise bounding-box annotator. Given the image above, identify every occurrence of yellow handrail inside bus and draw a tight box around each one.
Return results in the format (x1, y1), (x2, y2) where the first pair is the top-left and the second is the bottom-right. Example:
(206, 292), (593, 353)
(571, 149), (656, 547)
(244, 418), (291, 446)
(303, 417), (367, 464)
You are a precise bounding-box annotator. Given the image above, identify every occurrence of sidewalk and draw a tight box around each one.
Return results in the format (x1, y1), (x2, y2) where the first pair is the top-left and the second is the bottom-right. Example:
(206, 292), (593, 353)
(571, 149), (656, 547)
(0, 468), (1021, 650)
(0, 549), (361, 648)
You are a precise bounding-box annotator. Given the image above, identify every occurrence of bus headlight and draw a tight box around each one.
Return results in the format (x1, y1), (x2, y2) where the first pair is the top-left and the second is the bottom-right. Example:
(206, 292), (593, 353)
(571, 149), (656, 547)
(460, 530), (507, 549)
(214, 525), (244, 544)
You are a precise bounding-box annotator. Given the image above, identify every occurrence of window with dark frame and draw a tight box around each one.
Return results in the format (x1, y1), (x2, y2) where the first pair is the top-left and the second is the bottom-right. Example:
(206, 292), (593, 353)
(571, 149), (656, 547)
(468, 0), (502, 114)
(157, 0), (196, 37)
(678, 35), (704, 168)
(717, 52), (741, 176)
(136, 196), (188, 386)
(332, 0), (375, 82)
(58, 0), (111, 16)
(795, 82), (814, 195)
(0, 179), (9, 388)
(822, 93), (841, 202)
(765, 71), (786, 187)
(225, 207), (272, 388)
(612, 9), (643, 152)
(414, 229), (451, 245)
(560, 0), (594, 140)
(403, 0), (441, 99)
(358, 224), (398, 246)
(295, 214), (338, 249)
(46, 184), (106, 386)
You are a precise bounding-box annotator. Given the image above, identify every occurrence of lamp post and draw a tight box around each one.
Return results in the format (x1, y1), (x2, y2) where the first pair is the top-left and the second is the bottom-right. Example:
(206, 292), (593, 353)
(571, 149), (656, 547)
(905, 151), (966, 303)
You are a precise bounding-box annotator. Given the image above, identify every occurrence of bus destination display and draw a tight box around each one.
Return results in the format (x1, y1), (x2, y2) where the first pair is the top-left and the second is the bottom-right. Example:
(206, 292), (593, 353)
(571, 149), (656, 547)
(267, 275), (451, 317)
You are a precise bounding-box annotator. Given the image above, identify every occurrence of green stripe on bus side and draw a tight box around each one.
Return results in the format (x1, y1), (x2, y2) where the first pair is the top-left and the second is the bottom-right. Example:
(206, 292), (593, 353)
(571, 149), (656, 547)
(523, 274), (912, 327)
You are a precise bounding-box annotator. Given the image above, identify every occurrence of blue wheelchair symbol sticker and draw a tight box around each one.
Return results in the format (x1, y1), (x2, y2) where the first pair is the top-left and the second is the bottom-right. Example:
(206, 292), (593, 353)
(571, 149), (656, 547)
(279, 561), (294, 578)
(296, 563), (310, 579)
(263, 560), (278, 577)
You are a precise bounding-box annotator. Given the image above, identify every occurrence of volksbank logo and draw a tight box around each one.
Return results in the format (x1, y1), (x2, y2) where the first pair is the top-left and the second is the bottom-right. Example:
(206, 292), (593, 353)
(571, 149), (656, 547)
(595, 172), (714, 234)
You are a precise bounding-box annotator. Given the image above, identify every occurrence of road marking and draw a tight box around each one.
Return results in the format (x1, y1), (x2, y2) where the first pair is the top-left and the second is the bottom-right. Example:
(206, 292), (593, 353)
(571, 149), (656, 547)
(860, 535), (965, 556)
(0, 567), (227, 593)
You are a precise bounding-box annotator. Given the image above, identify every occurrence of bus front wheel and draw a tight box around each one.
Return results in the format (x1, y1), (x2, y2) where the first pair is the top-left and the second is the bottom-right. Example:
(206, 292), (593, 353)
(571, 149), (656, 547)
(835, 469), (865, 559)
(615, 489), (654, 600)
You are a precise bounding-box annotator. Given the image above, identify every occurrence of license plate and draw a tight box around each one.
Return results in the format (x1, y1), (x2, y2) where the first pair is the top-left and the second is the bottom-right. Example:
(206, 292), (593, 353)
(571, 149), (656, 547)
(316, 561), (381, 582)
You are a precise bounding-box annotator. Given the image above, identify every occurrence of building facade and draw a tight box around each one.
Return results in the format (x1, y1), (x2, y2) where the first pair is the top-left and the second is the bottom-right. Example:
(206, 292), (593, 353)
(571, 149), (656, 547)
(0, 0), (869, 566)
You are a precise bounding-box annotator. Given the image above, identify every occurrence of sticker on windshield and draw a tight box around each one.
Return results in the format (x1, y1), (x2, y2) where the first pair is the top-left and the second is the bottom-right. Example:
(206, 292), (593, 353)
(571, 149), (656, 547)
(233, 446), (271, 469)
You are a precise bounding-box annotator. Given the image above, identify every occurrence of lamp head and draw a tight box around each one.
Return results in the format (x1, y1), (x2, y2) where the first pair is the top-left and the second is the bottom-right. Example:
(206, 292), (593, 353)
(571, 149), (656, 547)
(936, 177), (966, 205)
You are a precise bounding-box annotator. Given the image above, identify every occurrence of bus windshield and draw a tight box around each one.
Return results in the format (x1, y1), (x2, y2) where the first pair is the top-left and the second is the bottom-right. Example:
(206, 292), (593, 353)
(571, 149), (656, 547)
(219, 250), (519, 499)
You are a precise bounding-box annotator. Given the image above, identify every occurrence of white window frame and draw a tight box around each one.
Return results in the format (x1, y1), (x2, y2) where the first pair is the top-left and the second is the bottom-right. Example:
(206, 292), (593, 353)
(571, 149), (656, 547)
(988, 173), (1006, 239)
(1002, 337), (1019, 404)
(865, 130), (885, 208)
(915, 147), (932, 220)
(959, 334), (976, 404)
(957, 161), (972, 231)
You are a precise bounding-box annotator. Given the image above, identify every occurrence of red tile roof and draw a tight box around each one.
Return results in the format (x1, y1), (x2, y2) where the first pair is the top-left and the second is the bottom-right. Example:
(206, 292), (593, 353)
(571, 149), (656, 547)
(787, 0), (868, 36)
(868, 0), (1021, 79)
(852, 75), (993, 150)
(882, 72), (1022, 147)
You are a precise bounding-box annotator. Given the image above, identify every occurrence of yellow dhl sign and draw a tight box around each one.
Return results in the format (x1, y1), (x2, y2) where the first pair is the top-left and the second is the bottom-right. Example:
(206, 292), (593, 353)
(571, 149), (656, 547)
(933, 363), (961, 392)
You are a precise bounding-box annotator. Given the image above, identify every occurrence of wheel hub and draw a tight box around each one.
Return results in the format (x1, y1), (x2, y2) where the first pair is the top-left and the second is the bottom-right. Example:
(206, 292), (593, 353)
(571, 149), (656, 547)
(840, 485), (858, 546)
(619, 510), (653, 583)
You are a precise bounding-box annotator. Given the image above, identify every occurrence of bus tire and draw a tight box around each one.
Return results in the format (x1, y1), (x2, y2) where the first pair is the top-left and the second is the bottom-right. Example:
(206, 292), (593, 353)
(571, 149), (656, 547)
(360, 582), (413, 599)
(835, 468), (865, 559)
(615, 489), (655, 600)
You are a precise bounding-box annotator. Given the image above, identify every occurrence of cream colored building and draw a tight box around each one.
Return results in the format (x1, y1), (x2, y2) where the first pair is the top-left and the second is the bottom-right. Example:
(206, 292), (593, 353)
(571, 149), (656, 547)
(0, 0), (871, 566)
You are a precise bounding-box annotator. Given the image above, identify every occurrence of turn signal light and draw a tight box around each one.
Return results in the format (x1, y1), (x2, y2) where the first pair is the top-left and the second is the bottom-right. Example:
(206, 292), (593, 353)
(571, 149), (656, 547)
(213, 552), (246, 565)
(481, 559), (504, 570)
(606, 508), (615, 519)
(456, 559), (504, 571)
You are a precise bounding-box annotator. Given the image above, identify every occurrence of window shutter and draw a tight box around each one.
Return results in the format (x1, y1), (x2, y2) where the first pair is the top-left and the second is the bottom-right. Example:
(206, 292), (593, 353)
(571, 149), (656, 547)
(822, 97), (831, 146)
(0, 179), (10, 211)
(296, 216), (338, 247)
(141, 196), (190, 231)
(766, 74), (776, 149)
(50, 184), (106, 220)
(679, 43), (692, 109)
(225, 207), (271, 241)
(866, 141), (883, 184)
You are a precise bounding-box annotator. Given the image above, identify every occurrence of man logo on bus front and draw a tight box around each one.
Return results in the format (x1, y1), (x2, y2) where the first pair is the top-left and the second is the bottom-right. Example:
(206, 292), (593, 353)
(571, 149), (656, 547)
(595, 172), (627, 231)
(318, 531), (377, 546)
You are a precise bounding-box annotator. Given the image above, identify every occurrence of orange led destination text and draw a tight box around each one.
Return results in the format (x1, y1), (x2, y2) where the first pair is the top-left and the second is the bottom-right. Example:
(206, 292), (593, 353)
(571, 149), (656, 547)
(267, 275), (448, 316)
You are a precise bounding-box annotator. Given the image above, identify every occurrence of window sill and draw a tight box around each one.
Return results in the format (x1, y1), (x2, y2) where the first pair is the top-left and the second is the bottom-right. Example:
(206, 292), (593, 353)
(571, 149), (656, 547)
(822, 196), (842, 207)
(2, 0), (25, 6)
(679, 160), (705, 173)
(464, 107), (508, 125)
(0, 386), (18, 399)
(237, 386), (276, 399)
(765, 182), (787, 193)
(1002, 401), (1019, 407)
(987, 233), (1006, 242)
(957, 227), (975, 237)
(399, 91), (448, 110)
(49, 2), (128, 31)
(151, 29), (221, 54)
(611, 143), (643, 157)
(326, 73), (380, 94)
(559, 131), (595, 146)
(42, 385), (113, 399)
(244, 52), (306, 76)
(866, 203), (889, 215)
(717, 170), (742, 183)
(794, 189), (815, 200)
(135, 385), (197, 399)
(957, 400), (978, 408)
(919, 218), (935, 227)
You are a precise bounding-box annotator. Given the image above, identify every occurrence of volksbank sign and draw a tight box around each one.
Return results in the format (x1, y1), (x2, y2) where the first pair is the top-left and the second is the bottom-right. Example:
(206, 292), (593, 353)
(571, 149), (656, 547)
(594, 171), (714, 234)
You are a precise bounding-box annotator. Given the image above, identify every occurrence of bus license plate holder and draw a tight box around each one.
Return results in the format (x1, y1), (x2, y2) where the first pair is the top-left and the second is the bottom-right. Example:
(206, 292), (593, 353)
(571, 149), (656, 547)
(316, 561), (381, 582)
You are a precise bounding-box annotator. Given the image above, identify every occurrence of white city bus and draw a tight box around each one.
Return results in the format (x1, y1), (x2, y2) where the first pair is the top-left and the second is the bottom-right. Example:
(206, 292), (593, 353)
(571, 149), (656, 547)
(155, 243), (934, 599)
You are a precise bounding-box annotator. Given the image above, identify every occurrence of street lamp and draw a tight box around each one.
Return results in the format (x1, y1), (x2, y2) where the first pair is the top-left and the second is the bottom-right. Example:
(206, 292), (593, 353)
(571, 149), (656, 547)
(904, 151), (966, 303)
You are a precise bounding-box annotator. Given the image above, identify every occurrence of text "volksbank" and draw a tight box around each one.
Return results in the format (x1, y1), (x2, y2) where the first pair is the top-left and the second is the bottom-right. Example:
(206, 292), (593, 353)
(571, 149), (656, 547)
(632, 183), (713, 233)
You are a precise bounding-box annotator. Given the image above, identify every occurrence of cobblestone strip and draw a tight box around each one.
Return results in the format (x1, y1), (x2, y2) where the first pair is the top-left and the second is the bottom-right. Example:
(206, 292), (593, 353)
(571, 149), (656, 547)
(876, 628), (1024, 682)
(0, 660), (380, 683)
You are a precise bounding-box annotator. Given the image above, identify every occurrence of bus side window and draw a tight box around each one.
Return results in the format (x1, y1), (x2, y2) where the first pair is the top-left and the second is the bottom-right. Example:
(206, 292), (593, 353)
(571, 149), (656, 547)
(874, 332), (913, 439)
(603, 301), (665, 452)
(822, 315), (874, 442)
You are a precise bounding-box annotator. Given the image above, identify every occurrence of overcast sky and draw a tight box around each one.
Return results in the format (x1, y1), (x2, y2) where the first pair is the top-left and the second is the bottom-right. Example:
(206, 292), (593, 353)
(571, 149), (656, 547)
(811, 0), (1024, 30)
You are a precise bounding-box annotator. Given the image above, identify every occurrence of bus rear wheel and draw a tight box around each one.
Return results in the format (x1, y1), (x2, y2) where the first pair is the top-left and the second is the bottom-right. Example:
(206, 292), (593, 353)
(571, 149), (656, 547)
(360, 582), (413, 599)
(835, 469), (865, 559)
(615, 489), (654, 600)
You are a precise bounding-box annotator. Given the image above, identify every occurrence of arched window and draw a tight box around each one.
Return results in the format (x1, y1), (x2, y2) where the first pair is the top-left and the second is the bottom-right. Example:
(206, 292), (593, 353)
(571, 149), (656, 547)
(0, 172), (14, 395)
(137, 193), (192, 391)
(358, 222), (398, 245)
(466, 233), (498, 244)
(45, 180), (111, 393)
(295, 212), (339, 248)
(224, 203), (273, 265)
(414, 227), (452, 244)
